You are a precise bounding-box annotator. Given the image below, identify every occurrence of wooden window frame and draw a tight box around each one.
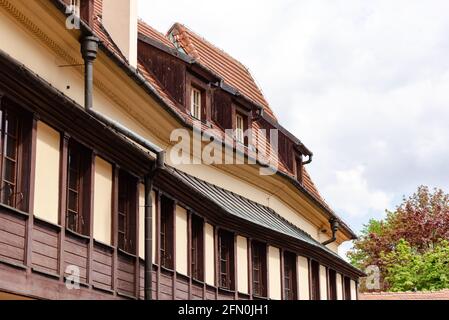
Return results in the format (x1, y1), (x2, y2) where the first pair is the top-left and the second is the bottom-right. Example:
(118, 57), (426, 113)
(66, 140), (92, 236)
(233, 106), (251, 146)
(310, 260), (320, 300)
(328, 269), (337, 300)
(117, 170), (138, 255)
(283, 251), (297, 300)
(344, 276), (351, 300)
(160, 195), (174, 270)
(218, 229), (235, 291)
(190, 87), (202, 121)
(190, 214), (204, 282)
(0, 98), (32, 212)
(251, 241), (267, 298)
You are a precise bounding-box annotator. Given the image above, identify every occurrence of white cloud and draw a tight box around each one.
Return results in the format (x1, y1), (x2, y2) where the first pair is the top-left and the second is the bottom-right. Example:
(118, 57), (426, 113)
(323, 166), (392, 218)
(138, 0), (449, 234)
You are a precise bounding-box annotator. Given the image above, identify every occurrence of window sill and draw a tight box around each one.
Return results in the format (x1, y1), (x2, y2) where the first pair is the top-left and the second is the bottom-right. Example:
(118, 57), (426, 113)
(192, 278), (205, 286)
(0, 258), (27, 271)
(117, 248), (137, 259)
(160, 266), (175, 275)
(0, 203), (29, 218)
(218, 287), (236, 295)
(65, 228), (90, 242)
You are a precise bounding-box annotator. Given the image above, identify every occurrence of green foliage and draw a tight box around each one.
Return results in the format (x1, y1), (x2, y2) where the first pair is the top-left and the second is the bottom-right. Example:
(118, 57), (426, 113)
(348, 186), (449, 292)
(382, 239), (449, 292)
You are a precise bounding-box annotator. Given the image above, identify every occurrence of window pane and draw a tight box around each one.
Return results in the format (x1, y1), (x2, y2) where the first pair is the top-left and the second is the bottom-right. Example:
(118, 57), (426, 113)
(118, 214), (125, 233)
(68, 190), (78, 212)
(5, 136), (17, 159)
(5, 114), (18, 137)
(2, 182), (14, 205)
(4, 158), (16, 183)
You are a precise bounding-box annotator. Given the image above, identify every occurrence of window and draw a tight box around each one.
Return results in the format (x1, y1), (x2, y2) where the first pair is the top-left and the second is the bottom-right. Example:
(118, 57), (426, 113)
(190, 214), (204, 281)
(344, 276), (351, 300)
(160, 195), (174, 269)
(191, 88), (201, 120)
(236, 113), (245, 144)
(251, 241), (267, 297)
(118, 170), (137, 254)
(66, 140), (91, 235)
(218, 230), (235, 290)
(328, 269), (337, 300)
(310, 260), (320, 300)
(283, 251), (297, 300)
(0, 104), (30, 211)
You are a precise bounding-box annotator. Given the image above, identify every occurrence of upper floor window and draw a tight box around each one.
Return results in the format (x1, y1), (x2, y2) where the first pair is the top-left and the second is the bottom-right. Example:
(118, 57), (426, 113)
(328, 269), (337, 300)
(160, 195), (174, 269)
(236, 113), (245, 144)
(218, 230), (235, 290)
(251, 241), (267, 297)
(283, 251), (297, 300)
(66, 140), (91, 235)
(118, 170), (137, 254)
(191, 88), (202, 120)
(344, 276), (351, 300)
(191, 214), (204, 281)
(0, 104), (30, 211)
(310, 260), (320, 300)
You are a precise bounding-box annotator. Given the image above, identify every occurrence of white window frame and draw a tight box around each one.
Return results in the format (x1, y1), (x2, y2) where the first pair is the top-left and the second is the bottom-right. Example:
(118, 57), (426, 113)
(236, 113), (245, 144)
(191, 88), (201, 120)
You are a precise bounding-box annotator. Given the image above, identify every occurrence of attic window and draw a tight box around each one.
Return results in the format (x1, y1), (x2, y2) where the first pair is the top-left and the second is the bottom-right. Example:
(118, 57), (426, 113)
(236, 113), (245, 144)
(70, 0), (80, 17)
(191, 88), (202, 120)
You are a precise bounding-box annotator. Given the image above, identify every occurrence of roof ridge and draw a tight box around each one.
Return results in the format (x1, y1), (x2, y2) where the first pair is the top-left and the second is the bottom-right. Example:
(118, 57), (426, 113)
(170, 23), (252, 73)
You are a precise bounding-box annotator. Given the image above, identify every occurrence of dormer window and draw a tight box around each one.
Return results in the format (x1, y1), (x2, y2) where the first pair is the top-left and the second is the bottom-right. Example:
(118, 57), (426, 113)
(191, 88), (202, 120)
(236, 113), (245, 144)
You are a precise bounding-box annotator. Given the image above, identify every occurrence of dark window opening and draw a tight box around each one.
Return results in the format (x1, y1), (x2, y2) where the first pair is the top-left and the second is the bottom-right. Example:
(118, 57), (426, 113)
(160, 195), (174, 269)
(66, 140), (91, 235)
(191, 214), (204, 281)
(0, 104), (31, 211)
(118, 170), (137, 254)
(218, 230), (235, 290)
(283, 251), (297, 300)
(310, 260), (320, 300)
(344, 276), (351, 300)
(251, 241), (267, 297)
(328, 269), (337, 300)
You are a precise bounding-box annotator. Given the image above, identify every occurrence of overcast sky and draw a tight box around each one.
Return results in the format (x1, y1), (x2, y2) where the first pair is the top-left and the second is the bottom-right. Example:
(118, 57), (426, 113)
(138, 0), (449, 255)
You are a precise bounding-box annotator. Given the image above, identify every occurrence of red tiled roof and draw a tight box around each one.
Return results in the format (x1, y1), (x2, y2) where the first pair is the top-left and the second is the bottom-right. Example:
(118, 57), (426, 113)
(360, 290), (449, 300)
(168, 23), (277, 120)
(74, 1), (349, 236)
(138, 19), (175, 49)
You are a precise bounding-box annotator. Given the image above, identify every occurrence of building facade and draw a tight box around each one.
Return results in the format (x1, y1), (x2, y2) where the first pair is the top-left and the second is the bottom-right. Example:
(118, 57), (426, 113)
(0, 0), (363, 300)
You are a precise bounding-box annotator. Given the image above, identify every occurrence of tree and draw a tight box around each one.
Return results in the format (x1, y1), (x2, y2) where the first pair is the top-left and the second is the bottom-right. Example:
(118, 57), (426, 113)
(348, 186), (449, 291)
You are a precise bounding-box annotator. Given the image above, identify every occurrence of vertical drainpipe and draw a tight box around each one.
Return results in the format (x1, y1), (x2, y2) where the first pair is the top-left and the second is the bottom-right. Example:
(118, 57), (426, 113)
(80, 36), (99, 111)
(80, 35), (162, 300)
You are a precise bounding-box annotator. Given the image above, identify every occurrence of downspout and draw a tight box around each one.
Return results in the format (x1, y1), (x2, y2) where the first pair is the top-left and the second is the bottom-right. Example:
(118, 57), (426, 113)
(322, 218), (340, 246)
(81, 35), (164, 300)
